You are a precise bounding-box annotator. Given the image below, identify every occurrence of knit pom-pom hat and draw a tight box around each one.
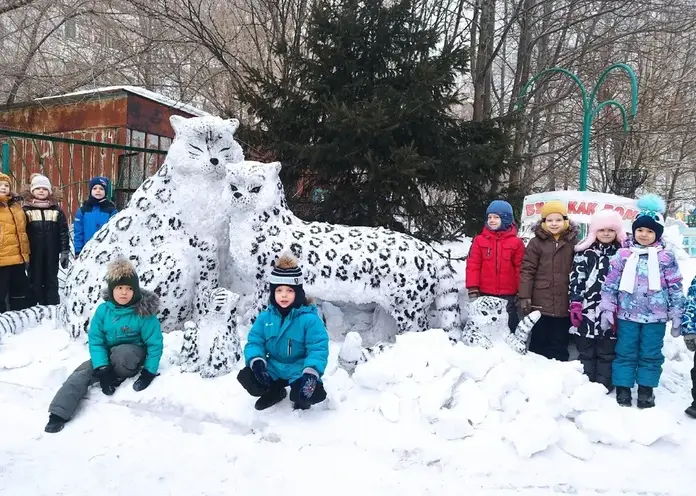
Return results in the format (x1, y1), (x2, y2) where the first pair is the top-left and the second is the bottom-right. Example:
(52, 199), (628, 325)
(575, 209), (626, 251)
(269, 253), (306, 310)
(632, 194), (666, 241)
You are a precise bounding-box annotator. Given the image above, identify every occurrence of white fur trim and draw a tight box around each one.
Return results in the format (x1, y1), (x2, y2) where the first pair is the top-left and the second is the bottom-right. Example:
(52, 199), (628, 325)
(250, 357), (267, 366)
(303, 367), (319, 377)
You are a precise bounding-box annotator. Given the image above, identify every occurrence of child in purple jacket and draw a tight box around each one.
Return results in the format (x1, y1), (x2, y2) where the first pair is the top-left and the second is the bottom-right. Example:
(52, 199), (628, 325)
(600, 195), (684, 409)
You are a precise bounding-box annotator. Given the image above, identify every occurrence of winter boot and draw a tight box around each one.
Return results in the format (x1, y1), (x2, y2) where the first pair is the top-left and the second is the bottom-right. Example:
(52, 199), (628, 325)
(637, 386), (655, 409)
(254, 387), (287, 411)
(685, 403), (696, 419)
(615, 386), (632, 407)
(44, 414), (67, 433)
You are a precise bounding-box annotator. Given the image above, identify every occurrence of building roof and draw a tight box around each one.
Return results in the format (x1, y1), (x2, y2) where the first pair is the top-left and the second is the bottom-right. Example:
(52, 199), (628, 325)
(33, 86), (211, 117)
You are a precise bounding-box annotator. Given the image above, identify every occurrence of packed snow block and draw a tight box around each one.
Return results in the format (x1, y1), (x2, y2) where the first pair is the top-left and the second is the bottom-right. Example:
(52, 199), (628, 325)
(418, 367), (462, 419)
(46, 116), (245, 340)
(320, 301), (346, 339)
(434, 409), (475, 440)
(503, 411), (560, 458)
(567, 381), (609, 413)
(500, 390), (527, 422)
(518, 365), (565, 403)
(450, 379), (490, 424)
(379, 392), (401, 422)
(557, 419), (594, 460)
(445, 342), (499, 381)
(226, 161), (466, 342)
(623, 408), (680, 446)
(479, 359), (524, 410)
(574, 410), (632, 447)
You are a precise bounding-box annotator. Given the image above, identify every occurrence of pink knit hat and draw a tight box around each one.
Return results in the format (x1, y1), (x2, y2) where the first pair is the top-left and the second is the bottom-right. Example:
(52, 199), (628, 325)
(575, 209), (626, 252)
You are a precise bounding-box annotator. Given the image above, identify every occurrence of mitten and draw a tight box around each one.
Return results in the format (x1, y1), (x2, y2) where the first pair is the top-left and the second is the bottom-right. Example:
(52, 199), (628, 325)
(600, 311), (615, 332)
(569, 302), (583, 328)
(251, 359), (272, 387)
(684, 334), (696, 352)
(467, 288), (480, 301)
(94, 366), (119, 396)
(59, 251), (70, 269)
(298, 372), (318, 401)
(519, 298), (532, 316)
(133, 369), (158, 392)
(671, 317), (682, 338)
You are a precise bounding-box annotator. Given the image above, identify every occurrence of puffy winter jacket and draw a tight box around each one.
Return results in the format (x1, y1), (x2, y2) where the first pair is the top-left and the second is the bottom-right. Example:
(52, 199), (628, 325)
(244, 303), (329, 383)
(569, 241), (620, 339)
(73, 200), (117, 255)
(682, 277), (696, 335)
(0, 195), (30, 267)
(88, 289), (163, 374)
(600, 240), (684, 324)
(519, 221), (579, 317)
(466, 225), (525, 296)
(23, 193), (70, 267)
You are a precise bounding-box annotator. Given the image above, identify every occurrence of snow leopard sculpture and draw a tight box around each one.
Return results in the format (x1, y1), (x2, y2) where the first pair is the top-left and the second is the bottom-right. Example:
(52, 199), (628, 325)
(337, 297), (542, 373)
(227, 160), (480, 344)
(0, 117), (245, 371)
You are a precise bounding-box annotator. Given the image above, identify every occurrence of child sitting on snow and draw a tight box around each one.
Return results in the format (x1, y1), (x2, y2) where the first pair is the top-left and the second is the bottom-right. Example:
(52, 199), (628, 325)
(22, 174), (70, 305)
(679, 277), (696, 418)
(44, 258), (163, 433)
(237, 254), (329, 411)
(0, 172), (31, 311)
(600, 195), (684, 408)
(569, 210), (625, 391)
(73, 176), (117, 258)
(466, 200), (525, 332)
(519, 200), (579, 361)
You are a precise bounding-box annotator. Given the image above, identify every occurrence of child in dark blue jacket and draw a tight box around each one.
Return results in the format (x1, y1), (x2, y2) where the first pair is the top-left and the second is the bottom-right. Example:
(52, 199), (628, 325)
(73, 176), (117, 257)
(238, 254), (329, 411)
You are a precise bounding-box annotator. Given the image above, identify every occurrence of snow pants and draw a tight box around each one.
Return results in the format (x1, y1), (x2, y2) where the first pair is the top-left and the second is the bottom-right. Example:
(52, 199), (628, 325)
(612, 320), (666, 388)
(574, 335), (616, 389)
(237, 366), (327, 407)
(529, 315), (571, 361)
(482, 294), (519, 332)
(28, 249), (60, 305)
(48, 344), (145, 420)
(0, 263), (31, 312)
(691, 350), (696, 406)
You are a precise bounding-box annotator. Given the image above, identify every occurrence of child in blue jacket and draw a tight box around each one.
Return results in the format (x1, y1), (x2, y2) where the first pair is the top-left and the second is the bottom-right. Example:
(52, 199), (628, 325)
(73, 176), (117, 257)
(681, 277), (696, 419)
(44, 257), (163, 433)
(238, 254), (329, 411)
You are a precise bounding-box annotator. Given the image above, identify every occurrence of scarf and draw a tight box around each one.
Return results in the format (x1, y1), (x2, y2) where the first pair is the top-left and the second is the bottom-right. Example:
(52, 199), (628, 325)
(25, 198), (52, 208)
(619, 245), (662, 294)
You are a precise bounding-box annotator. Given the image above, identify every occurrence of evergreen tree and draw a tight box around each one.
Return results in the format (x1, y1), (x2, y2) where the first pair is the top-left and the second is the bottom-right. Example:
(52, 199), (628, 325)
(238, 0), (514, 240)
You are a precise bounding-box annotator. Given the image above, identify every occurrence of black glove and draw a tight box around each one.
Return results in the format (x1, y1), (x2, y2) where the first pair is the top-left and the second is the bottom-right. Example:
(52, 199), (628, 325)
(251, 359), (272, 387)
(133, 369), (158, 392)
(94, 366), (119, 396)
(519, 298), (532, 316)
(60, 251), (70, 269)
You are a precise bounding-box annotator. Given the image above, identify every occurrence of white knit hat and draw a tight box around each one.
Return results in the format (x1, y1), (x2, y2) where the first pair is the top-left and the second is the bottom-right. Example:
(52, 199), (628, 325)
(30, 174), (52, 194)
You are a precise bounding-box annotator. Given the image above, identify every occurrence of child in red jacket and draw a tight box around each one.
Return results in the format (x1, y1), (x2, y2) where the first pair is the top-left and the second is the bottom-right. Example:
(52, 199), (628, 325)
(466, 200), (525, 332)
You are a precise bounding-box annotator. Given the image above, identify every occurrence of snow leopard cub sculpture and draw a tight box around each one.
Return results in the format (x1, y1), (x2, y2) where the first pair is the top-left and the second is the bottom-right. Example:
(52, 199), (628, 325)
(338, 297), (540, 372)
(227, 160), (482, 345)
(59, 115), (244, 346)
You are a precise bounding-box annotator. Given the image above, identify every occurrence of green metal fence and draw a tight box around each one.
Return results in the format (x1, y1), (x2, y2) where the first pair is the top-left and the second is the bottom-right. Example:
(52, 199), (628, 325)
(0, 128), (168, 219)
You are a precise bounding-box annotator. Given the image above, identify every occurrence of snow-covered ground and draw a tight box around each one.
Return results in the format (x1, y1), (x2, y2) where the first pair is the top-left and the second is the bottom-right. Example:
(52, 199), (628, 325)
(1, 255), (696, 495)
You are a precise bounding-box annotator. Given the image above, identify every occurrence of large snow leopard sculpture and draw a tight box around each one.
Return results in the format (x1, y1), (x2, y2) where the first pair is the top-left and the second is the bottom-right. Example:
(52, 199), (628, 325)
(337, 297), (542, 373)
(0, 116), (244, 350)
(227, 160), (484, 345)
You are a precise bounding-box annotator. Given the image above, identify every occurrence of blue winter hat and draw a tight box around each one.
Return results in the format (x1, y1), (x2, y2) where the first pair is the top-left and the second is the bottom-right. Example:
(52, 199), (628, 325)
(89, 176), (110, 191)
(486, 200), (514, 231)
(632, 194), (666, 241)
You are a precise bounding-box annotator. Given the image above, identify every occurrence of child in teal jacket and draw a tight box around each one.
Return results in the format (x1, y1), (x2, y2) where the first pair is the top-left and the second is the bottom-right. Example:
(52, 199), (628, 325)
(44, 257), (163, 433)
(238, 254), (329, 411)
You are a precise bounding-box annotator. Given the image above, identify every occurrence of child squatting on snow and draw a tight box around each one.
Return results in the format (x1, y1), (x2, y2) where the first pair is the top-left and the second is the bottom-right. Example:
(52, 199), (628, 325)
(519, 200), (579, 361)
(466, 200), (525, 332)
(0, 172), (31, 311)
(600, 195), (684, 409)
(679, 276), (696, 418)
(73, 176), (117, 258)
(44, 258), (163, 433)
(237, 254), (329, 411)
(568, 210), (625, 392)
(22, 174), (70, 305)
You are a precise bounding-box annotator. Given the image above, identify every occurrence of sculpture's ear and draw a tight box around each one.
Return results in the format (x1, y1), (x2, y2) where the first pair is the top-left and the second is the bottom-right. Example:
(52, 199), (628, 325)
(272, 162), (282, 177)
(170, 115), (187, 134)
(225, 118), (240, 134)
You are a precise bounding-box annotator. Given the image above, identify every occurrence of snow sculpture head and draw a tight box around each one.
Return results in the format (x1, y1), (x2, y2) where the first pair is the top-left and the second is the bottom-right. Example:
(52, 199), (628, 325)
(167, 115), (244, 180)
(467, 297), (507, 333)
(227, 160), (285, 212)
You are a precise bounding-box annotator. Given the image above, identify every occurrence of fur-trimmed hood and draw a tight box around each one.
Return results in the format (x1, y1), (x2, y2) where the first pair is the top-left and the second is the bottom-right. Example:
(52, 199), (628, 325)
(532, 220), (580, 242)
(100, 287), (160, 317)
(20, 187), (63, 206)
